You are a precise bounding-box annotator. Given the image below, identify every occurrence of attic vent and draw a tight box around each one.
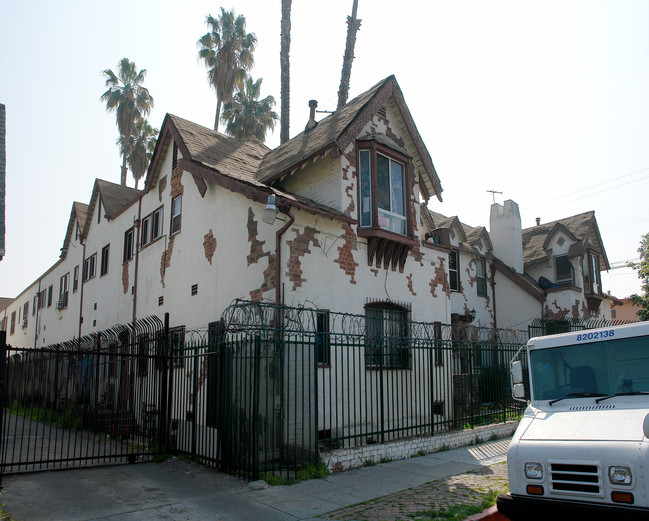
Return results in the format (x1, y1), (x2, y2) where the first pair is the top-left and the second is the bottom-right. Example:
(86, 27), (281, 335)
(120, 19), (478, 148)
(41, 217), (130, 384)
(378, 106), (387, 119)
(172, 142), (178, 171)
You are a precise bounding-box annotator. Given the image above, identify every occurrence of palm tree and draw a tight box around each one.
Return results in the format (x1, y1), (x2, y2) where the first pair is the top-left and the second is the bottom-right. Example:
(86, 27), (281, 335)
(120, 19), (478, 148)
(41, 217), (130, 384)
(198, 9), (257, 132)
(126, 118), (158, 189)
(101, 58), (154, 186)
(280, 0), (292, 144)
(221, 76), (278, 141)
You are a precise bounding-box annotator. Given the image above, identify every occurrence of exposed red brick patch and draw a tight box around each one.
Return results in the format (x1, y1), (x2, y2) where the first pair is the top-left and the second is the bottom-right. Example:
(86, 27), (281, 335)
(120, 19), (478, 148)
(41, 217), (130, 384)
(250, 258), (276, 301)
(287, 227), (320, 290)
(371, 268), (379, 277)
(122, 261), (129, 295)
(203, 229), (216, 264)
(160, 236), (174, 288)
(247, 208), (268, 266)
(407, 273), (417, 296)
(430, 256), (450, 298)
(335, 223), (359, 284)
(160, 144), (184, 287)
(246, 208), (275, 301)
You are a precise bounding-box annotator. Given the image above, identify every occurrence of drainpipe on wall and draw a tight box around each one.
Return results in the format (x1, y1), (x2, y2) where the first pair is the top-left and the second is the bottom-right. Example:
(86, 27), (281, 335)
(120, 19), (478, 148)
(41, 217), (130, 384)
(490, 262), (497, 329)
(275, 206), (295, 306)
(78, 241), (86, 343)
(132, 197), (142, 325)
(34, 278), (42, 349)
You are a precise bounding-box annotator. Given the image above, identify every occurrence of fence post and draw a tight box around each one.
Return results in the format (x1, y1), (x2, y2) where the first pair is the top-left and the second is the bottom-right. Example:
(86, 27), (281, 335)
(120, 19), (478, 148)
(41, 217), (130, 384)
(159, 313), (170, 454)
(252, 336), (261, 481)
(0, 331), (6, 487)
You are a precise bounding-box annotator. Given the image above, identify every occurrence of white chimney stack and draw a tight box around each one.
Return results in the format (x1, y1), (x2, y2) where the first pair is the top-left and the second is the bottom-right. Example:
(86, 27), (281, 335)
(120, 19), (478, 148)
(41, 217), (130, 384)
(490, 200), (524, 274)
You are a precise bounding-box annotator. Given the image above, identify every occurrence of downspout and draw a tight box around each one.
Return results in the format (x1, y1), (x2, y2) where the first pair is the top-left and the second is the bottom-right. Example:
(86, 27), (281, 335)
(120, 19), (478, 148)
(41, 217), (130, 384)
(490, 262), (497, 329)
(132, 197), (142, 324)
(275, 208), (295, 306)
(78, 241), (86, 342)
(34, 278), (42, 349)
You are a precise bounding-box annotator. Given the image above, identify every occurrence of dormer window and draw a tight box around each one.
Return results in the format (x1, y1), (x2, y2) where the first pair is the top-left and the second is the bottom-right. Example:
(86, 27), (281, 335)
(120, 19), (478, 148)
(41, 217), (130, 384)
(358, 140), (410, 236)
(555, 255), (573, 286)
(357, 137), (414, 272)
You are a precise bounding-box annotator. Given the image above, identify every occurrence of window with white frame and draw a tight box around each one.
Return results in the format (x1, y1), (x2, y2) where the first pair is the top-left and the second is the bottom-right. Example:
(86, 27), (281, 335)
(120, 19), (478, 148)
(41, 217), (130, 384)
(476, 258), (486, 297)
(73, 266), (79, 292)
(123, 228), (134, 262)
(171, 196), (182, 235)
(141, 207), (163, 247)
(100, 245), (110, 276)
(359, 145), (408, 236)
(83, 253), (96, 282)
(588, 252), (601, 294)
(555, 255), (573, 285)
(59, 273), (70, 307)
(449, 250), (459, 291)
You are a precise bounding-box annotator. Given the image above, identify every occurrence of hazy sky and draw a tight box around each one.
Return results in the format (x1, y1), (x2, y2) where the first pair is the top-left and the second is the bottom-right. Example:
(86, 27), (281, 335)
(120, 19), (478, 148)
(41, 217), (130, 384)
(1, 0), (648, 300)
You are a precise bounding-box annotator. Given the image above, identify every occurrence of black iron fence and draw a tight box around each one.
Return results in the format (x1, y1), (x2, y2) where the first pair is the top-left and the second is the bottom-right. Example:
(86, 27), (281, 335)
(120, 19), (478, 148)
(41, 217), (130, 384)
(1, 302), (530, 482)
(528, 316), (636, 338)
(0, 319), (166, 481)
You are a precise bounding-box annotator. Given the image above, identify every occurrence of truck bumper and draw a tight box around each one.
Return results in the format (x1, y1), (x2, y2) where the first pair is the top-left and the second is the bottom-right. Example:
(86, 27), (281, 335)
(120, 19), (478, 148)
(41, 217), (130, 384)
(497, 492), (649, 521)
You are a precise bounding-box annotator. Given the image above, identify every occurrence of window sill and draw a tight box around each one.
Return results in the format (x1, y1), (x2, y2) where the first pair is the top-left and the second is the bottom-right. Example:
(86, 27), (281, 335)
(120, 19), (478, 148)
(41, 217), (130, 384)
(358, 226), (414, 245)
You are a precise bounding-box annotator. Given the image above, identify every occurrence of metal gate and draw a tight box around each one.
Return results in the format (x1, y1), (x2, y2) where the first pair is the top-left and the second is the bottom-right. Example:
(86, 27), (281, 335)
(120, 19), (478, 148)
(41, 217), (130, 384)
(0, 319), (166, 483)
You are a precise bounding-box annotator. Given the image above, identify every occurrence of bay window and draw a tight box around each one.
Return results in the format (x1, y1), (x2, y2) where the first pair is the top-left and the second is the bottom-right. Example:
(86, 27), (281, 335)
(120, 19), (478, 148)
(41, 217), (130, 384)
(358, 141), (410, 236)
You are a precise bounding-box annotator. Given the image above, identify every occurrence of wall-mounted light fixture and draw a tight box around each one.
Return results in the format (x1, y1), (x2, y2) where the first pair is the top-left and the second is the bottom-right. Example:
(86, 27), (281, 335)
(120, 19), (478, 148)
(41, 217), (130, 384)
(469, 308), (476, 322)
(263, 195), (279, 225)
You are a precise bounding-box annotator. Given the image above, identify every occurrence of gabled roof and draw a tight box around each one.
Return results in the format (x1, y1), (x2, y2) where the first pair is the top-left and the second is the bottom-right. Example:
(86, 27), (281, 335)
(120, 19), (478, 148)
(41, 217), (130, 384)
(522, 211), (609, 269)
(256, 76), (443, 202)
(83, 180), (141, 240)
(145, 115), (352, 223)
(61, 202), (88, 259)
(426, 209), (492, 252)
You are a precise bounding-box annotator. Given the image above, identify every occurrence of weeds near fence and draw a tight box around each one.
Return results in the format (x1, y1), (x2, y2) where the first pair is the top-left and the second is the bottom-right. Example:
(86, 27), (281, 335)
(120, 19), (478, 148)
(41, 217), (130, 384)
(10, 400), (83, 430)
(262, 462), (329, 485)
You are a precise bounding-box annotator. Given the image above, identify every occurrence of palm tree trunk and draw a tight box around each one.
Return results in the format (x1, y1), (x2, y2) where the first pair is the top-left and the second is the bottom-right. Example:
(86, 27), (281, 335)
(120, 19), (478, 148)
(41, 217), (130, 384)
(121, 154), (128, 186)
(337, 0), (361, 109)
(280, 0), (292, 144)
(214, 99), (222, 131)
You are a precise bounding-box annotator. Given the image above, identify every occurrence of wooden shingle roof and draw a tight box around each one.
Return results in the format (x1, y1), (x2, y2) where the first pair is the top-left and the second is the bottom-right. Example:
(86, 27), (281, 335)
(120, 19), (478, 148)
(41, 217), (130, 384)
(256, 76), (443, 202)
(522, 211), (609, 269)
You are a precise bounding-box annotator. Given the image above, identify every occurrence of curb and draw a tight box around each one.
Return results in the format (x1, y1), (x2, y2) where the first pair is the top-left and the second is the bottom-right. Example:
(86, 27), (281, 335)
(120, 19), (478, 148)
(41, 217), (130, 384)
(465, 505), (510, 520)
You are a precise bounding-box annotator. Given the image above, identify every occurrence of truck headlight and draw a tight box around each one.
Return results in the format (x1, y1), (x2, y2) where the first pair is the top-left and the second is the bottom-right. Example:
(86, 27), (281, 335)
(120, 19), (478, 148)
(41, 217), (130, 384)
(608, 466), (632, 486)
(524, 462), (544, 480)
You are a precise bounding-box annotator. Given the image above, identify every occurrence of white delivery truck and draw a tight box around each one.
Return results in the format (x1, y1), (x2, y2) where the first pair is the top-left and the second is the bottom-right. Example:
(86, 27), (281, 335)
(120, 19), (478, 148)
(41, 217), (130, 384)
(497, 322), (649, 520)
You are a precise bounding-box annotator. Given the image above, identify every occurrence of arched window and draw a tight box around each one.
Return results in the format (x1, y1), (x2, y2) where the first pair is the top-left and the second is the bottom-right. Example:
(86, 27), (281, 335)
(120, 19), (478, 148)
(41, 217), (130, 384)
(365, 302), (410, 369)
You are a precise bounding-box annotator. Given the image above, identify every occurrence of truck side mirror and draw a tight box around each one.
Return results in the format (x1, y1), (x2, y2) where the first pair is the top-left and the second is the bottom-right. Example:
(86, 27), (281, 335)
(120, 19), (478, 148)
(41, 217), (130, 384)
(511, 361), (524, 385)
(511, 360), (528, 402)
(643, 414), (649, 439)
(513, 383), (526, 400)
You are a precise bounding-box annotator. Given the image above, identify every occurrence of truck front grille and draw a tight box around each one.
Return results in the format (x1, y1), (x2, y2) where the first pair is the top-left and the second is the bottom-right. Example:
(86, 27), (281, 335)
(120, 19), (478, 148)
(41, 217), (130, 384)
(550, 462), (602, 496)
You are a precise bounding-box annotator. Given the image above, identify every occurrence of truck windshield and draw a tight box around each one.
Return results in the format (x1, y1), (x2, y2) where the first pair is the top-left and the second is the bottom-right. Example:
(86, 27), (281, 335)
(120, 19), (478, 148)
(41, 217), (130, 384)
(530, 335), (649, 402)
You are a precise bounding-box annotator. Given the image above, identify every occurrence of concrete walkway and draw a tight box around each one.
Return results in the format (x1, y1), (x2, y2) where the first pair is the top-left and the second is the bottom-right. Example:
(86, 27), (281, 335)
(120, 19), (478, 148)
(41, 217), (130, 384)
(1, 437), (511, 521)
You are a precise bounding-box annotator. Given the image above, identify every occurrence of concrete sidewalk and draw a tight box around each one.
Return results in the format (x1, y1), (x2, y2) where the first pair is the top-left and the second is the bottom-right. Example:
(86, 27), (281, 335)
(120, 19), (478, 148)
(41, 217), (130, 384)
(1, 437), (510, 521)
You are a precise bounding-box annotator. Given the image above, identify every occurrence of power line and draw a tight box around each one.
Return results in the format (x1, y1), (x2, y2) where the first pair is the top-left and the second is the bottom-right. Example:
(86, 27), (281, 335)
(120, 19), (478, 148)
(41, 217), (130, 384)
(524, 167), (649, 212)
